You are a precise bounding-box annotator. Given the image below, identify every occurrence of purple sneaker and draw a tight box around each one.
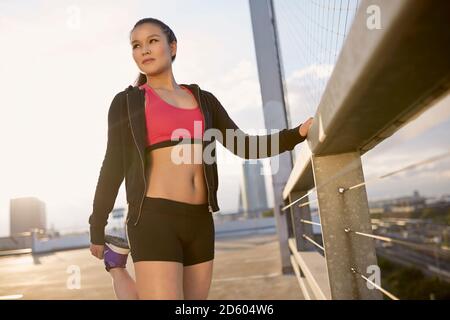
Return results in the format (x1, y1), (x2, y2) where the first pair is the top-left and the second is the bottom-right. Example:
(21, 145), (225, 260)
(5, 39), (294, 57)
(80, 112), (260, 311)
(103, 234), (130, 272)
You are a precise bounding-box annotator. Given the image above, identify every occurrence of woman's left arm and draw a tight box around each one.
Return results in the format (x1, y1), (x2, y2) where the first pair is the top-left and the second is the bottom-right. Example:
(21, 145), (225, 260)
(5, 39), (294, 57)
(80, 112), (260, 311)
(205, 91), (313, 159)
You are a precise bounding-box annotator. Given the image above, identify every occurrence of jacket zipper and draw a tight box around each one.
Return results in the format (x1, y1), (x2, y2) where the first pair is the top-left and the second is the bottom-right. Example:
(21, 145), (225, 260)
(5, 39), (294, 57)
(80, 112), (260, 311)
(196, 86), (213, 213)
(126, 92), (147, 226)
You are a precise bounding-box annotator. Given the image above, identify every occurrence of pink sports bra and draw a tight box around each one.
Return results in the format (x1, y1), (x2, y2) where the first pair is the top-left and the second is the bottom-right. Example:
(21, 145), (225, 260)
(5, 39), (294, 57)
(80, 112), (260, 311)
(139, 83), (204, 152)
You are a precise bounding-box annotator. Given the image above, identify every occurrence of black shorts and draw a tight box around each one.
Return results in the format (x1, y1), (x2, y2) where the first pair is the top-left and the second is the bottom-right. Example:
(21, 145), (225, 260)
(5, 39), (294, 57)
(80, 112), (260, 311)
(125, 196), (215, 266)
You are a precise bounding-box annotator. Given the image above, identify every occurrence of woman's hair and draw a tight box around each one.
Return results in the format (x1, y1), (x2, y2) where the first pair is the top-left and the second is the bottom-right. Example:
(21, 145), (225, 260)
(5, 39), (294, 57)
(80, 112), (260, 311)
(130, 18), (178, 87)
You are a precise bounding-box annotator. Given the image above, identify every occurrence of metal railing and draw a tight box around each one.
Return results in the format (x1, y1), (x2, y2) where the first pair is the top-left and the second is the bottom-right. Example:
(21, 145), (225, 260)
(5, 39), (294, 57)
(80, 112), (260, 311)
(279, 0), (450, 300)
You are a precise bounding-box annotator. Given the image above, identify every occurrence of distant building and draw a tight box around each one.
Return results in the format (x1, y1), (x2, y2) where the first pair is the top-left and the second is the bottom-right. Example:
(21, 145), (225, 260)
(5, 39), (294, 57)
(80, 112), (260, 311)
(10, 197), (46, 236)
(369, 190), (427, 214)
(239, 160), (269, 218)
(106, 207), (127, 238)
(111, 207), (126, 220)
(424, 193), (450, 209)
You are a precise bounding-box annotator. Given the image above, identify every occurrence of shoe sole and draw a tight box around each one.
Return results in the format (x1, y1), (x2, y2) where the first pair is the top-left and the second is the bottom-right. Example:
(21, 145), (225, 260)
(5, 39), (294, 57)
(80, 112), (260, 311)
(104, 235), (130, 249)
(105, 242), (130, 255)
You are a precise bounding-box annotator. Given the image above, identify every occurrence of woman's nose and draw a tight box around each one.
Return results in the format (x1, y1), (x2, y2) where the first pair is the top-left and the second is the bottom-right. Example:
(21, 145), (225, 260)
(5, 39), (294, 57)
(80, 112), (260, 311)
(142, 44), (151, 55)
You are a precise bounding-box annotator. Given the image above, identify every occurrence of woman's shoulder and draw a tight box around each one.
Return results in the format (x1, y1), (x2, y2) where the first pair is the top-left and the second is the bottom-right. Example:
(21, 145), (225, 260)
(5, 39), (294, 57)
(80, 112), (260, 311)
(106, 86), (135, 115)
(176, 83), (218, 103)
(199, 88), (221, 107)
(110, 85), (144, 103)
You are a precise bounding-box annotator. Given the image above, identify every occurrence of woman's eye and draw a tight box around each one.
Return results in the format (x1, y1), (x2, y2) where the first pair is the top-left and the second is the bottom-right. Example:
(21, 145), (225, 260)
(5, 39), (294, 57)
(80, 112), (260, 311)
(132, 39), (157, 49)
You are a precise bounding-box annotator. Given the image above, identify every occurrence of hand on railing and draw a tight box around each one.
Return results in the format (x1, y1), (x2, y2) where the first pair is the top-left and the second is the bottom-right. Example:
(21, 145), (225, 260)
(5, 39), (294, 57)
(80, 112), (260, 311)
(299, 117), (314, 138)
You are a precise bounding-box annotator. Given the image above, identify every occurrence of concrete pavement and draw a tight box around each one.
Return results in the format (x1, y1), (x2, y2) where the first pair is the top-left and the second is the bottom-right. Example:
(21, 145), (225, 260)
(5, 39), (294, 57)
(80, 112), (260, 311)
(0, 232), (303, 300)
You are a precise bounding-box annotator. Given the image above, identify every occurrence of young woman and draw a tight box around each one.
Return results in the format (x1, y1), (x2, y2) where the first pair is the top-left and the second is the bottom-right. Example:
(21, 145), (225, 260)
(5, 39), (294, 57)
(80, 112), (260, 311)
(89, 17), (313, 300)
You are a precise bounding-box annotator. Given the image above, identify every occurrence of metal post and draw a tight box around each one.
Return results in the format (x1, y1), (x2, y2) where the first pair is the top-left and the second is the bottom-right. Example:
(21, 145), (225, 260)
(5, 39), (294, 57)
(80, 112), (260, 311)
(248, 0), (296, 275)
(311, 151), (382, 299)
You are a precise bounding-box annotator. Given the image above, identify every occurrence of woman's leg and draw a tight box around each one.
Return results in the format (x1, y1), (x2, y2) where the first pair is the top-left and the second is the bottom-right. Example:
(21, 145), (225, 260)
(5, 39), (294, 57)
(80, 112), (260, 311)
(104, 232), (137, 299)
(134, 261), (184, 299)
(183, 259), (214, 300)
(182, 206), (215, 300)
(109, 268), (139, 300)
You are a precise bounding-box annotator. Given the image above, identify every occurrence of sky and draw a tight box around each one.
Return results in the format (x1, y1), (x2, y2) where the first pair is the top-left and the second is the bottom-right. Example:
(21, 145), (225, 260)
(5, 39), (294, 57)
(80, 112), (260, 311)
(0, 0), (449, 237)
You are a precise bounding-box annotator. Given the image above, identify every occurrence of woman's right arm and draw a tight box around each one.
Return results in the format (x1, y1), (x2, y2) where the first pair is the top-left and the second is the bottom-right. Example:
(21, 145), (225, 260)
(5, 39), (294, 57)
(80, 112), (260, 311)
(88, 92), (125, 245)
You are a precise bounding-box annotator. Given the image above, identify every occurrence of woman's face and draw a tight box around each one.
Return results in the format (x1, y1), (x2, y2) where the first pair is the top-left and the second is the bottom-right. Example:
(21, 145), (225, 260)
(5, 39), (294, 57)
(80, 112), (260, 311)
(130, 23), (176, 76)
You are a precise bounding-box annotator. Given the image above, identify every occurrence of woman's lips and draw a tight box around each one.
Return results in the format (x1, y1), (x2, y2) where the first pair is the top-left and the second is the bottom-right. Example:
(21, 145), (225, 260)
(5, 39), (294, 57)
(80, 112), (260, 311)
(142, 58), (155, 64)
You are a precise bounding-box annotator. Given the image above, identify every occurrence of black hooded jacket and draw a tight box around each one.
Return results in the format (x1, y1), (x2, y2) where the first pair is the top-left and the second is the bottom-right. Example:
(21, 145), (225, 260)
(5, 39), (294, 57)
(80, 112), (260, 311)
(88, 84), (306, 245)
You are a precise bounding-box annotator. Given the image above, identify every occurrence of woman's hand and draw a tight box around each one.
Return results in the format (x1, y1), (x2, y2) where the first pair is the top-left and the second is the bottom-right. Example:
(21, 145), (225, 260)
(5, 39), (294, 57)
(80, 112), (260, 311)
(299, 117), (314, 138)
(90, 243), (105, 260)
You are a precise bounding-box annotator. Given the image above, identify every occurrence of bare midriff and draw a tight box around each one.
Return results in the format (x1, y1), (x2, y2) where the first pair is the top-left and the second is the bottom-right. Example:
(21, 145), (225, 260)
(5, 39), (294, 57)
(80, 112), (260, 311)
(141, 84), (208, 206)
(145, 142), (208, 205)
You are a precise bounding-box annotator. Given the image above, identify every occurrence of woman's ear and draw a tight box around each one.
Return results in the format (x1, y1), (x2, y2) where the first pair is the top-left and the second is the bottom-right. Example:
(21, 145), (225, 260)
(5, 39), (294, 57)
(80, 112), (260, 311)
(170, 41), (177, 59)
